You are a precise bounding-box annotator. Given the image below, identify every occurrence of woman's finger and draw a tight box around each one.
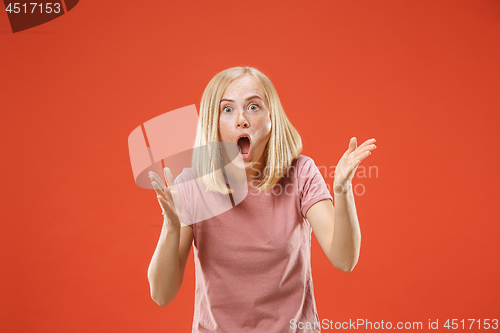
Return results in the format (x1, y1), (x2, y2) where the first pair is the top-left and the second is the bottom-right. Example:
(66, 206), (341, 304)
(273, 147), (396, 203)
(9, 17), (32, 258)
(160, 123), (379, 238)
(347, 137), (357, 153)
(352, 144), (376, 160)
(149, 177), (166, 193)
(163, 185), (174, 202)
(163, 167), (178, 200)
(163, 166), (183, 216)
(354, 150), (372, 164)
(156, 190), (175, 213)
(149, 171), (167, 191)
(148, 171), (162, 183)
(355, 138), (376, 152)
(164, 167), (175, 188)
(151, 181), (167, 198)
(153, 181), (174, 206)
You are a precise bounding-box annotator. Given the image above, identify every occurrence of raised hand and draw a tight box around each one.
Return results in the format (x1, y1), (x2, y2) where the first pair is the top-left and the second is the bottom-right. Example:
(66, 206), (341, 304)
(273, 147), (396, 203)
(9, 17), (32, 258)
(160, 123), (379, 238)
(148, 167), (183, 227)
(333, 137), (377, 194)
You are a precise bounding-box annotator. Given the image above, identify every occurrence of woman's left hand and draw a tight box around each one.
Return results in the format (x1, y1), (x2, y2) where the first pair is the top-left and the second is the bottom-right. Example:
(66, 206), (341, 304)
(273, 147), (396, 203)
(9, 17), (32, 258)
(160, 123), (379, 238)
(333, 137), (377, 194)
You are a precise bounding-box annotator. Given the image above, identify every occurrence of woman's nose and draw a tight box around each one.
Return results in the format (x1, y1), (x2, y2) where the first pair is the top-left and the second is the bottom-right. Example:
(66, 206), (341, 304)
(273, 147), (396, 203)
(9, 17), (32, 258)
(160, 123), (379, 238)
(236, 110), (249, 128)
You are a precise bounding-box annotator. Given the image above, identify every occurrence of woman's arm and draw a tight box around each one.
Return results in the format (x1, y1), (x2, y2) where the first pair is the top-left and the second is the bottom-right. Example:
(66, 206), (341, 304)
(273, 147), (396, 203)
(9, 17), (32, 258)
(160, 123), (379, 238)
(147, 168), (193, 307)
(307, 137), (376, 273)
(307, 189), (360, 273)
(148, 222), (193, 307)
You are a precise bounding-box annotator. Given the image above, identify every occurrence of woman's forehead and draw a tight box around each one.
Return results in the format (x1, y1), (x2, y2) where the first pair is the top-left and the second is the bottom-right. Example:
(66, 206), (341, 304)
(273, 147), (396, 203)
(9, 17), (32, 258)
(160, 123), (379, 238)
(224, 76), (263, 95)
(222, 75), (268, 104)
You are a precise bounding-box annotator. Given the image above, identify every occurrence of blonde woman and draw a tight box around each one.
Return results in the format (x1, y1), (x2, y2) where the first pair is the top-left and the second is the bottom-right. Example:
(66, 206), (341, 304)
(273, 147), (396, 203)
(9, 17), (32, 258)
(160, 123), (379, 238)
(147, 67), (377, 332)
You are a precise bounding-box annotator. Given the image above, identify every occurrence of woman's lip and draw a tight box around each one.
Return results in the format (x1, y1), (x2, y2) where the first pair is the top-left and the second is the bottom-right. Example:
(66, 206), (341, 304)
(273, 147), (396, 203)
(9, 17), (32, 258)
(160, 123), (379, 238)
(238, 151), (251, 161)
(238, 143), (252, 160)
(236, 133), (251, 142)
(238, 151), (250, 161)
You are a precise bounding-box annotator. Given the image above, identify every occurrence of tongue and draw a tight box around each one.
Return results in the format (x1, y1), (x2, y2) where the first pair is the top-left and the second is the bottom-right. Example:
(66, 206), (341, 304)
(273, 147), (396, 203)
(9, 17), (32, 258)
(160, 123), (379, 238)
(237, 137), (250, 154)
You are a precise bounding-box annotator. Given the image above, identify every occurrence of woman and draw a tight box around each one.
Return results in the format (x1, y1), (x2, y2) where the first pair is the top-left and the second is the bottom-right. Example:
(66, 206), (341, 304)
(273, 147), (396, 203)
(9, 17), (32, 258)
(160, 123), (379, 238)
(147, 66), (377, 332)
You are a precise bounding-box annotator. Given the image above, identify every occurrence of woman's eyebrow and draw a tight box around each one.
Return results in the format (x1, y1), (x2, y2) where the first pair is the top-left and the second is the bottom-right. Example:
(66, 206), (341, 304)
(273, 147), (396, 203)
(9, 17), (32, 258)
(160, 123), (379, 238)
(220, 95), (263, 103)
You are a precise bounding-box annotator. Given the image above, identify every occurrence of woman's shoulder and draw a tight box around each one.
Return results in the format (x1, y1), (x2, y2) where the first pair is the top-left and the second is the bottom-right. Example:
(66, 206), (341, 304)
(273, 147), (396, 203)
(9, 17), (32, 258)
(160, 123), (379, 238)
(293, 154), (314, 166)
(290, 154), (316, 174)
(280, 154), (313, 182)
(286, 154), (326, 186)
(174, 167), (197, 185)
(174, 167), (213, 194)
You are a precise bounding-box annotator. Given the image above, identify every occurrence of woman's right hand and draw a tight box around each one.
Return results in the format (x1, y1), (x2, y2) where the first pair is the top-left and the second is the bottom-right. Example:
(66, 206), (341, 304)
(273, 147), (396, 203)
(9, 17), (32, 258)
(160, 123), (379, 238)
(148, 167), (183, 228)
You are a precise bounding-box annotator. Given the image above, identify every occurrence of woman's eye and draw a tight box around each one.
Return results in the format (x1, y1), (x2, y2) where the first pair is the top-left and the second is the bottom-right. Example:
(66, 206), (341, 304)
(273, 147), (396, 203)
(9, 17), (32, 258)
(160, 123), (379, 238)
(223, 106), (232, 113)
(249, 104), (259, 111)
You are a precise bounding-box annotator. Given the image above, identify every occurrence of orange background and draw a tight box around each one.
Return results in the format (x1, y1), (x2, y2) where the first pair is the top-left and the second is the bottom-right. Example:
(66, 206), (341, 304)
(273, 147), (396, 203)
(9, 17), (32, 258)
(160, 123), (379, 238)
(1, 1), (499, 332)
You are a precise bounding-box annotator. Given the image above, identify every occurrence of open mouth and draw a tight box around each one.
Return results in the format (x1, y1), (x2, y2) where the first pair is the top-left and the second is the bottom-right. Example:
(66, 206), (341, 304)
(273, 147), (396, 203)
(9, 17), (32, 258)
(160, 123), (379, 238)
(237, 136), (251, 158)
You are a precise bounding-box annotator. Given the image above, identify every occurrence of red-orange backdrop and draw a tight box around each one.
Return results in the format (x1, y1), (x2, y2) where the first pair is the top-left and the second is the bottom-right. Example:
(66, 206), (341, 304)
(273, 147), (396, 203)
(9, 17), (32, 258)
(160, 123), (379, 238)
(1, 1), (499, 332)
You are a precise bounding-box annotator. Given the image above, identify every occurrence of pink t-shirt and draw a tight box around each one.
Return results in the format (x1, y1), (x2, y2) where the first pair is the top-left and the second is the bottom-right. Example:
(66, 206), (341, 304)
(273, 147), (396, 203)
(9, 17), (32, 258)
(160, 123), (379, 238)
(174, 154), (333, 333)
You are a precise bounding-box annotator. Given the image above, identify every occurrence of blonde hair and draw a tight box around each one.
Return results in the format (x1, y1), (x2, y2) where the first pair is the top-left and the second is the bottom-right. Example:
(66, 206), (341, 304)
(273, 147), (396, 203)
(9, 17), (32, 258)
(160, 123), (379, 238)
(192, 66), (302, 194)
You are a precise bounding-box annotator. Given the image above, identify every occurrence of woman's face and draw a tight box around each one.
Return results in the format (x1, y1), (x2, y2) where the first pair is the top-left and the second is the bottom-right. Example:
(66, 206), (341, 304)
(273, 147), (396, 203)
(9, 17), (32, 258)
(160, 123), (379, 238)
(218, 75), (272, 178)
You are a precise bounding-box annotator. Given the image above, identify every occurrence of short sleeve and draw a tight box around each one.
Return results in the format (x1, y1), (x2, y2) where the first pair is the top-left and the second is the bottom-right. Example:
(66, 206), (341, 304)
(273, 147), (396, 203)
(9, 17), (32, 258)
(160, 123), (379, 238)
(297, 156), (333, 218)
(174, 168), (193, 226)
